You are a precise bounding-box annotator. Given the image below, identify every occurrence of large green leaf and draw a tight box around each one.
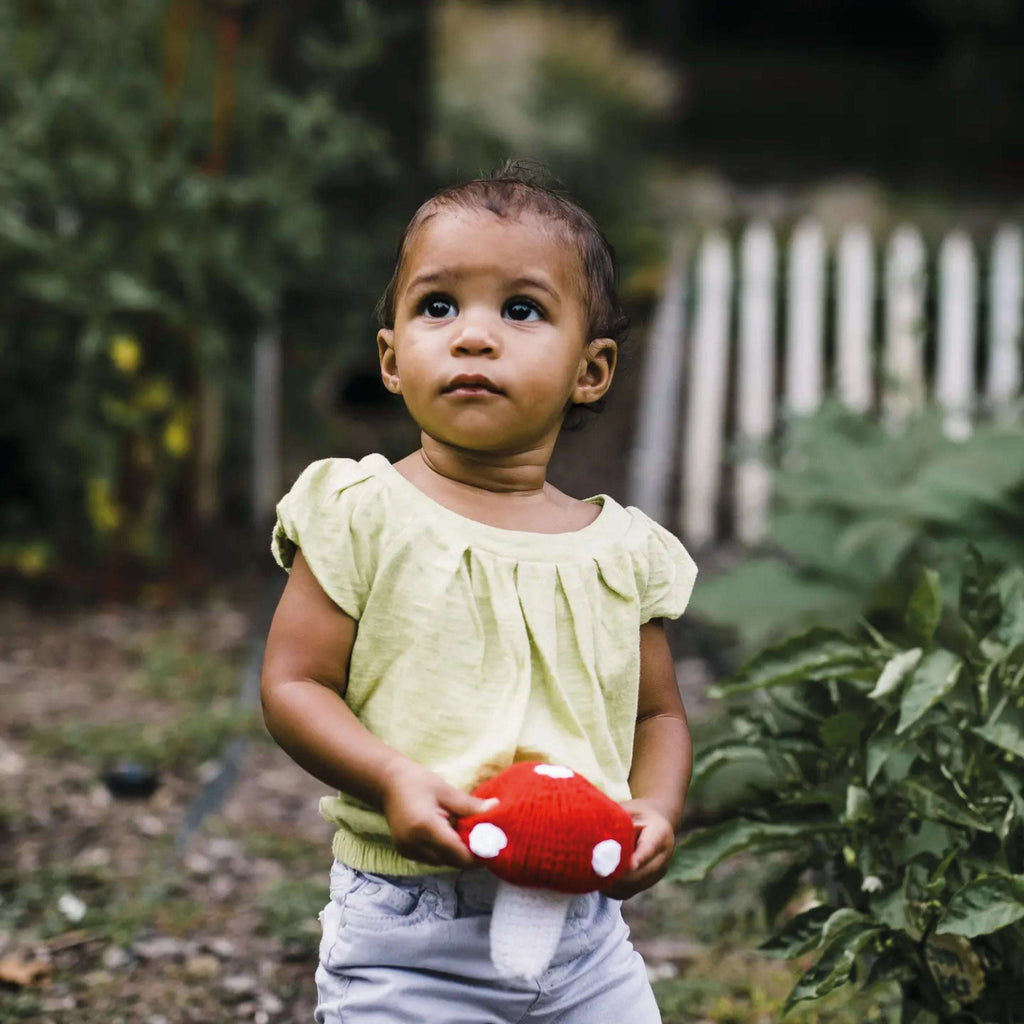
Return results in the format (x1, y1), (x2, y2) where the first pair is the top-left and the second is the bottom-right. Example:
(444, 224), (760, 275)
(759, 903), (835, 958)
(783, 909), (882, 1010)
(668, 819), (825, 883)
(937, 874), (1024, 937)
(690, 743), (776, 787)
(688, 559), (859, 651)
(996, 569), (1024, 648)
(972, 706), (1024, 761)
(896, 650), (962, 734)
(865, 720), (919, 785)
(715, 627), (873, 696)
(869, 647), (923, 700)
(904, 778), (995, 833)
(906, 569), (942, 646)
(959, 545), (1003, 637)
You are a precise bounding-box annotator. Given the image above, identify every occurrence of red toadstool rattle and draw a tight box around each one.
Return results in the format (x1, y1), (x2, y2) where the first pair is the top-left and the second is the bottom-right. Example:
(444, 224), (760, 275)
(456, 762), (635, 980)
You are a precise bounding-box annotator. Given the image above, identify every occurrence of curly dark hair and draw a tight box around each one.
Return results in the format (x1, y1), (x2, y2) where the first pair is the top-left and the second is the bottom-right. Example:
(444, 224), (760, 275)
(375, 160), (629, 425)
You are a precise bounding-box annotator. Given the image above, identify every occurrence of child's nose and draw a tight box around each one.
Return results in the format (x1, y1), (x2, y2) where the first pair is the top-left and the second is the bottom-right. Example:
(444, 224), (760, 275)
(451, 318), (499, 356)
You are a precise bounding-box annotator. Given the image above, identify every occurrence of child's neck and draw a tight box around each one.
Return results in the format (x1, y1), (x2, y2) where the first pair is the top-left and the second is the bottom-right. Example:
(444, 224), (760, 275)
(392, 438), (599, 534)
(416, 437), (550, 495)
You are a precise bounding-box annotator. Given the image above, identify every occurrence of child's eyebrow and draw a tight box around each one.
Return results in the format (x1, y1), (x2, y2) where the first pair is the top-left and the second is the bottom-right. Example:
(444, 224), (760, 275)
(507, 276), (559, 302)
(404, 268), (560, 303)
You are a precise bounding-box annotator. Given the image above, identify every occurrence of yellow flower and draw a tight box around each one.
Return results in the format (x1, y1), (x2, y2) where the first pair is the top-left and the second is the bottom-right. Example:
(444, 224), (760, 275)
(14, 543), (50, 577)
(136, 377), (173, 412)
(87, 477), (121, 534)
(109, 334), (142, 374)
(163, 410), (191, 457)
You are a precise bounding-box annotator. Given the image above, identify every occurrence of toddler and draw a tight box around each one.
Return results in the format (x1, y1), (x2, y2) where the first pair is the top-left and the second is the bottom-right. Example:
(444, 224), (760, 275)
(261, 163), (698, 1023)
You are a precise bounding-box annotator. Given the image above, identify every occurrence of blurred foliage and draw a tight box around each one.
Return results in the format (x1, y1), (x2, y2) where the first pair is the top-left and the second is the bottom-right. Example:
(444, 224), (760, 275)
(691, 406), (1024, 656)
(672, 552), (1024, 1019)
(432, 0), (680, 286)
(0, 0), (403, 577)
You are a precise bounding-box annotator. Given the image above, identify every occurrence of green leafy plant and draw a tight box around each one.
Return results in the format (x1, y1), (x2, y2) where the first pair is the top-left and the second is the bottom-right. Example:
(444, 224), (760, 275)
(0, 0), (401, 573)
(691, 408), (1024, 656)
(672, 549), (1024, 1021)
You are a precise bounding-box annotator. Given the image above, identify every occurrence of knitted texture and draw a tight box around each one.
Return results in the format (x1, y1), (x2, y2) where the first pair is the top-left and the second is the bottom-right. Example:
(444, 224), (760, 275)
(456, 762), (635, 895)
(489, 885), (569, 979)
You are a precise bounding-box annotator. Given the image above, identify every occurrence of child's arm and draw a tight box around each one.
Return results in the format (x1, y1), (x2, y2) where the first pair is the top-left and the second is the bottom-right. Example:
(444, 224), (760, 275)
(605, 618), (692, 898)
(260, 549), (490, 868)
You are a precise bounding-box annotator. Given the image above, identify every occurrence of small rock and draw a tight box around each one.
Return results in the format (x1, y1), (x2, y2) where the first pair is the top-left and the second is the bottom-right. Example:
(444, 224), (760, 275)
(184, 851), (216, 876)
(210, 875), (236, 900)
(146, 1015), (169, 1024)
(260, 992), (284, 1015)
(103, 762), (159, 799)
(90, 786), (113, 809)
(254, 1012), (270, 1024)
(197, 759), (222, 784)
(236, 1002), (256, 1018)
(133, 936), (189, 961)
(222, 973), (258, 998)
(135, 813), (166, 837)
(75, 846), (112, 869)
(633, 936), (703, 965)
(207, 838), (242, 861)
(204, 937), (237, 959)
(185, 954), (221, 980)
(41, 993), (77, 1011)
(0, 742), (26, 776)
(646, 962), (679, 982)
(84, 969), (112, 988)
(57, 893), (87, 923)
(102, 946), (131, 970)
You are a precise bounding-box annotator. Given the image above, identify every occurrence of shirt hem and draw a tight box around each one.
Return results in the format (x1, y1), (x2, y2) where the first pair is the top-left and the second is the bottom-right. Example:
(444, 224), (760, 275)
(330, 829), (459, 877)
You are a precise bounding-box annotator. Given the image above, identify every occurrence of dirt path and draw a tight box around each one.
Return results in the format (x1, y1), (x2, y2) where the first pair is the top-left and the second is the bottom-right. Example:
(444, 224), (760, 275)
(0, 586), (718, 1024)
(0, 592), (329, 1022)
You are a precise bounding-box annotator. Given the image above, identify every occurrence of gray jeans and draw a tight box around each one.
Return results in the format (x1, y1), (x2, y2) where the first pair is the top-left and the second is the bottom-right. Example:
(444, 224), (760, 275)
(314, 862), (662, 1024)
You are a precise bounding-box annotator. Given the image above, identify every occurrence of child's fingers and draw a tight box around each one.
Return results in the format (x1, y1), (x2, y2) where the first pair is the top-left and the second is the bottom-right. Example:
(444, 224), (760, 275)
(630, 826), (662, 871)
(442, 787), (499, 819)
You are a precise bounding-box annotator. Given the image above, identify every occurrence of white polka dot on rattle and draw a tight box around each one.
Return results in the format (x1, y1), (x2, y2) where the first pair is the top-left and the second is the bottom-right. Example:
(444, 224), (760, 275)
(591, 839), (622, 877)
(534, 764), (575, 779)
(468, 822), (508, 859)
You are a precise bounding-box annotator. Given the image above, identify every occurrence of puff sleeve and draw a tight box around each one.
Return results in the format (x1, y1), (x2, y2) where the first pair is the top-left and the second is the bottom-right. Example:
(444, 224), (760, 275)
(271, 458), (381, 620)
(635, 514), (698, 624)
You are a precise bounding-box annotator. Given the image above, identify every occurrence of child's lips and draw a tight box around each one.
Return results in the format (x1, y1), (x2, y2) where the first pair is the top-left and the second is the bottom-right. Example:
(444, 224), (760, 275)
(443, 375), (504, 396)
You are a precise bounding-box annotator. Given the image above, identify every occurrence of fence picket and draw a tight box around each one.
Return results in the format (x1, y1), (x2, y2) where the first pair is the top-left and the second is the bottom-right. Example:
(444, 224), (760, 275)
(835, 224), (875, 412)
(734, 222), (777, 545)
(935, 230), (977, 439)
(882, 225), (927, 428)
(987, 225), (1023, 419)
(681, 231), (732, 547)
(627, 235), (689, 523)
(785, 219), (827, 417)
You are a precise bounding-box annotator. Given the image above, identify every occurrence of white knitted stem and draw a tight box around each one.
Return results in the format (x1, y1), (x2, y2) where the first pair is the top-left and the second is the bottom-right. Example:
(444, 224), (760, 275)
(489, 882), (572, 981)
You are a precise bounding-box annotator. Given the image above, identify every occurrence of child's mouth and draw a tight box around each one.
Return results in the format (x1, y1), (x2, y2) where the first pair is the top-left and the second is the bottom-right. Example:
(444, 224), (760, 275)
(443, 376), (503, 395)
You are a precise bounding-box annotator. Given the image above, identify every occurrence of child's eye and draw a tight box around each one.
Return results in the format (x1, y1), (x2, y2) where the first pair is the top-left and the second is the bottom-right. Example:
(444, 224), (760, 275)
(420, 294), (457, 318)
(504, 298), (543, 322)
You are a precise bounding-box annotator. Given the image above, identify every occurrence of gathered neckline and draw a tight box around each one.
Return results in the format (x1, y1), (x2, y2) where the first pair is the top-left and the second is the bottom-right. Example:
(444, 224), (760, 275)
(366, 453), (625, 558)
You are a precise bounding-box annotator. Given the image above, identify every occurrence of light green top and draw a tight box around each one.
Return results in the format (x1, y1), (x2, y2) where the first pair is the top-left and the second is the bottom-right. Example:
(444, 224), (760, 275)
(272, 453), (697, 875)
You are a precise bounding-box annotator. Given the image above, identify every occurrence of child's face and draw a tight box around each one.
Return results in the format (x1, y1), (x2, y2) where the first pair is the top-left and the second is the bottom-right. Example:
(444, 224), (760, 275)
(377, 208), (616, 456)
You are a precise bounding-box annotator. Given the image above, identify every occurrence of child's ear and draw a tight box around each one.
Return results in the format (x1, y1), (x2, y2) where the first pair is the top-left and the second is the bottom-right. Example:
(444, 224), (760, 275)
(572, 337), (617, 405)
(377, 329), (402, 394)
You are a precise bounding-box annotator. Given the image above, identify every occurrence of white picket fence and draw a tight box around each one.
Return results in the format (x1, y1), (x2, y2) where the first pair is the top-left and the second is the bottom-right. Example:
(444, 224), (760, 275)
(628, 221), (1024, 548)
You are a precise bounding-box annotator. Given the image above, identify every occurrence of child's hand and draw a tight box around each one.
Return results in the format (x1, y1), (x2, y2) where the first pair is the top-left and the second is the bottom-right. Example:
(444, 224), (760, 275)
(602, 798), (676, 899)
(380, 758), (497, 869)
